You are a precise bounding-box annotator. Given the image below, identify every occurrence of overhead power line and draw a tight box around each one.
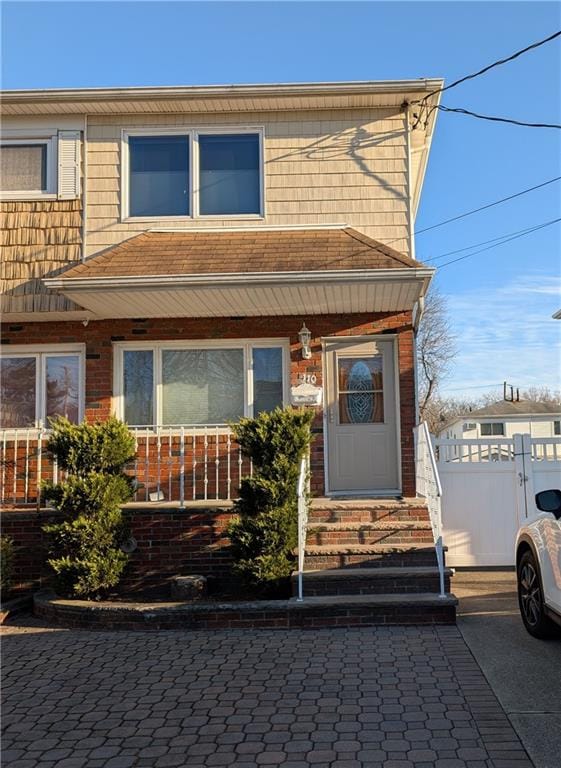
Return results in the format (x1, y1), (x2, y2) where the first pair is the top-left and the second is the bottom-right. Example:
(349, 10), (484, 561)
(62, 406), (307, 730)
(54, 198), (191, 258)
(440, 383), (503, 393)
(424, 220), (561, 263)
(436, 217), (561, 269)
(412, 30), (561, 128)
(385, 176), (560, 246)
(416, 176), (561, 236)
(426, 103), (561, 129)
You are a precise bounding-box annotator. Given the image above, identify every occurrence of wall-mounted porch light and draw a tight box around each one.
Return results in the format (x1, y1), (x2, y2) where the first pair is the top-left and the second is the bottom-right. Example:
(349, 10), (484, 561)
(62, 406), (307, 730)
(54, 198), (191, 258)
(298, 322), (312, 359)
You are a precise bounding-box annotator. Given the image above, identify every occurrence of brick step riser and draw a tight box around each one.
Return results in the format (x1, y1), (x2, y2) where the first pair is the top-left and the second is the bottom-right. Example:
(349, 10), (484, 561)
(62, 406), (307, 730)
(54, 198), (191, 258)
(305, 552), (440, 570)
(295, 575), (451, 597)
(309, 510), (431, 524)
(307, 530), (434, 546)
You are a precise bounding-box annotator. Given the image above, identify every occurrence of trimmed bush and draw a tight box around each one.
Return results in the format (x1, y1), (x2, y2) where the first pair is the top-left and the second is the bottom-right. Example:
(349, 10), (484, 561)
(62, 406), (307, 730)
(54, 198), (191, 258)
(227, 407), (314, 592)
(0, 536), (14, 598)
(42, 416), (136, 599)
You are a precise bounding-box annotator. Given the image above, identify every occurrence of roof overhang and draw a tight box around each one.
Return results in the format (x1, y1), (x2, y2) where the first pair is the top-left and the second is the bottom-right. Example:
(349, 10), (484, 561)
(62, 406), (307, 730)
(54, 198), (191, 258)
(1, 80), (443, 114)
(44, 267), (434, 320)
(2, 79), (442, 219)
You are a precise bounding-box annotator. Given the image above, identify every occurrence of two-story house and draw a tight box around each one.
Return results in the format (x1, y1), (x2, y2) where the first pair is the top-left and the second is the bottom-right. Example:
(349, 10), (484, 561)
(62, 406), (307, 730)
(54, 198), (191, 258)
(1, 82), (454, 617)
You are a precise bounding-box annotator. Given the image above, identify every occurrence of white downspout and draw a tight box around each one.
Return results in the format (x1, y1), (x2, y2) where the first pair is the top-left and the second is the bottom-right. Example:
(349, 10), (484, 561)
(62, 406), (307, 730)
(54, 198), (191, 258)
(404, 103), (416, 262)
(81, 114), (88, 261)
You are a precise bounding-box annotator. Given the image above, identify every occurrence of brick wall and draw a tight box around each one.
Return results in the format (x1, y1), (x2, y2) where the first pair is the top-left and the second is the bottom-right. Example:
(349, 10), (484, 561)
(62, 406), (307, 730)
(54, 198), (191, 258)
(0, 506), (236, 594)
(1, 311), (416, 498)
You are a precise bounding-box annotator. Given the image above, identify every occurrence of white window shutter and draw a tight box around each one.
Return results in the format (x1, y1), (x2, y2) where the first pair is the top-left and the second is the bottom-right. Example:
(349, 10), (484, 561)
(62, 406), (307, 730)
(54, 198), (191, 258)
(57, 130), (81, 199)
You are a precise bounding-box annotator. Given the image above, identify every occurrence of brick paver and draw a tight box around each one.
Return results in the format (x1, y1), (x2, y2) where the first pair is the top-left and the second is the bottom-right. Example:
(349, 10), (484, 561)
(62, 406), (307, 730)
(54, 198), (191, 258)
(1, 617), (532, 767)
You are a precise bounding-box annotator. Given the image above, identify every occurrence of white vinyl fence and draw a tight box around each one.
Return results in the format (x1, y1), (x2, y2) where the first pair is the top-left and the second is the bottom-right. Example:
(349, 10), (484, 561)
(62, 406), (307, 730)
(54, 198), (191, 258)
(434, 434), (561, 566)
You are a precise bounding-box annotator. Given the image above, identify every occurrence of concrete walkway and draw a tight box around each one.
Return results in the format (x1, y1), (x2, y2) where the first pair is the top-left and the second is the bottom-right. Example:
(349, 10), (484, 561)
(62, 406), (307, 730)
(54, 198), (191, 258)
(2, 615), (531, 768)
(454, 570), (561, 768)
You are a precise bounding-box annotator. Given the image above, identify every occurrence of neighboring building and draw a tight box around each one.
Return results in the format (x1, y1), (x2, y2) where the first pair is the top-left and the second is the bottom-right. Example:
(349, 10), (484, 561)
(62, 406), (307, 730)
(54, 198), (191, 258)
(438, 400), (561, 440)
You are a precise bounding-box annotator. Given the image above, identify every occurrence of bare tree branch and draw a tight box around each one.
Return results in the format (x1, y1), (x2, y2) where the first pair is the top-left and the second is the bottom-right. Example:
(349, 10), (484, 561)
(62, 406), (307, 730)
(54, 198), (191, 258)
(417, 287), (457, 424)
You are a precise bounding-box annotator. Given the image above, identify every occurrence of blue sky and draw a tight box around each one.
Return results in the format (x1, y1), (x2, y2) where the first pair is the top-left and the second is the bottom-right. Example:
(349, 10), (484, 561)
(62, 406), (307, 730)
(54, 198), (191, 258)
(2, 0), (560, 399)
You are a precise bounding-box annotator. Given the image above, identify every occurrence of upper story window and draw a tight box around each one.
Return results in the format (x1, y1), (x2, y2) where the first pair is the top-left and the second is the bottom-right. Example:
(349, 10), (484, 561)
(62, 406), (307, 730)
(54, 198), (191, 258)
(554, 421), (560, 435)
(0, 138), (56, 199)
(199, 134), (261, 216)
(124, 129), (263, 220)
(480, 422), (504, 436)
(129, 135), (190, 217)
(0, 132), (80, 201)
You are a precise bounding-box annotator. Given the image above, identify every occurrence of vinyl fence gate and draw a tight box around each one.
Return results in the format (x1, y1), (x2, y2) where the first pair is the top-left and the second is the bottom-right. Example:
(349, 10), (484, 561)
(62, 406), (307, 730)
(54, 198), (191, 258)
(434, 434), (561, 567)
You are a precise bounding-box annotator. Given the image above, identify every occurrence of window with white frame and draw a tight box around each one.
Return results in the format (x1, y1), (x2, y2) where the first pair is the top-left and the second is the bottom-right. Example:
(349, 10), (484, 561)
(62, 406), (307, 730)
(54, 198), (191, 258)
(1, 132), (81, 201)
(125, 129), (263, 219)
(480, 422), (505, 436)
(0, 138), (56, 198)
(0, 346), (84, 428)
(554, 420), (560, 435)
(115, 341), (287, 427)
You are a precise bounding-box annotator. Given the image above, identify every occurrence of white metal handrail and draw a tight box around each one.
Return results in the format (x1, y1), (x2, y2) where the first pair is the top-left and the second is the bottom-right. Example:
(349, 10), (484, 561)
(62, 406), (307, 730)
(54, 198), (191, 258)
(0, 424), (241, 507)
(415, 421), (446, 598)
(296, 452), (310, 602)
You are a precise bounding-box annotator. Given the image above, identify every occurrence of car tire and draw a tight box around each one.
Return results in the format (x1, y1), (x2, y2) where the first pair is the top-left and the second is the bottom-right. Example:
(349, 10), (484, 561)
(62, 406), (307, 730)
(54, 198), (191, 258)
(517, 550), (555, 639)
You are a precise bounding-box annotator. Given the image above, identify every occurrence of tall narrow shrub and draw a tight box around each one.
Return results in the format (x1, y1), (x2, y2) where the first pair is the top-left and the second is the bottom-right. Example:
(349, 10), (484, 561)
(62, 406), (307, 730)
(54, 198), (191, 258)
(42, 416), (136, 598)
(227, 407), (314, 590)
(0, 536), (15, 598)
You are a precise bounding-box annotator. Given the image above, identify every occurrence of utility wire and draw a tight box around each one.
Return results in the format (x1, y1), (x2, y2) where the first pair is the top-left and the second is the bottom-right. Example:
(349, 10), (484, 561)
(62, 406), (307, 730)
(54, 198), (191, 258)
(440, 383), (503, 393)
(416, 177), (561, 236)
(424, 220), (560, 263)
(436, 217), (561, 269)
(412, 30), (561, 128)
(436, 104), (561, 129)
(385, 176), (560, 246)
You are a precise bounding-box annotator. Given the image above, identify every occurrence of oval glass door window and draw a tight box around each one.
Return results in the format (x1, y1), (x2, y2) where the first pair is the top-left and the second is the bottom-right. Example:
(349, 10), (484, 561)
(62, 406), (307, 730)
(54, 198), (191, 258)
(338, 357), (384, 424)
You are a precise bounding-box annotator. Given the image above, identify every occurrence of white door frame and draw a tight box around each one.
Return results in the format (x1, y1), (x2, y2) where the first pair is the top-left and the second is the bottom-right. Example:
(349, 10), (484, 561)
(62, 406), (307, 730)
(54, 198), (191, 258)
(322, 335), (402, 497)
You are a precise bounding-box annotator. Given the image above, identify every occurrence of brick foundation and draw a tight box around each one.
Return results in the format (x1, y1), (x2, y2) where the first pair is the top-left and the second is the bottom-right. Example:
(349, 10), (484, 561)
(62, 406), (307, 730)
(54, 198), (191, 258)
(1, 505), (238, 594)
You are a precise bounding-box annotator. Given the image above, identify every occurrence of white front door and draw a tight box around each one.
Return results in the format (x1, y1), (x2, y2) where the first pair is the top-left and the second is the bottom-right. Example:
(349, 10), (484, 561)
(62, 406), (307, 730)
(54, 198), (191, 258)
(325, 338), (399, 493)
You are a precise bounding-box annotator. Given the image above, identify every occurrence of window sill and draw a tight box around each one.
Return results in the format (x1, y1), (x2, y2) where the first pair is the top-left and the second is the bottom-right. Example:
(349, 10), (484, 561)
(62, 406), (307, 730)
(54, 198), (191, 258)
(0, 193), (58, 202)
(121, 214), (265, 224)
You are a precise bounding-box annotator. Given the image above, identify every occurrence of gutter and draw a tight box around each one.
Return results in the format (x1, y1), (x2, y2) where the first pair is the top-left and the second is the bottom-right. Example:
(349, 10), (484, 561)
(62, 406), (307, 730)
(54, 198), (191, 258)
(44, 267), (435, 292)
(2, 79), (445, 104)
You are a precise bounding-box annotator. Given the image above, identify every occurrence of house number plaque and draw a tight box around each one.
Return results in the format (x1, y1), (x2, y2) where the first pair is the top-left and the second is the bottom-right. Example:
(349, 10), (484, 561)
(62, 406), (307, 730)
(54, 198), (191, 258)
(290, 378), (323, 406)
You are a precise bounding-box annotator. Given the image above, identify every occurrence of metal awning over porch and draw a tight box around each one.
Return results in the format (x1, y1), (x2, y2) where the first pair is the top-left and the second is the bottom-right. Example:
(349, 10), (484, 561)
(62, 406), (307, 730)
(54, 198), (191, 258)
(44, 226), (434, 319)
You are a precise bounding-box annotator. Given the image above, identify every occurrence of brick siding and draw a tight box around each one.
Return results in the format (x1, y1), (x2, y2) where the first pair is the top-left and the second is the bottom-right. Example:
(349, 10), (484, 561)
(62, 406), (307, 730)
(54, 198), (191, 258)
(1, 310), (416, 497)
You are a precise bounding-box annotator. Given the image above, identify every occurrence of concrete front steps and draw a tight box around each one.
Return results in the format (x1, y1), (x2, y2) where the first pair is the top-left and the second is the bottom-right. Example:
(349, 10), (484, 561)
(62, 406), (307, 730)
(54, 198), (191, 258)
(292, 498), (457, 624)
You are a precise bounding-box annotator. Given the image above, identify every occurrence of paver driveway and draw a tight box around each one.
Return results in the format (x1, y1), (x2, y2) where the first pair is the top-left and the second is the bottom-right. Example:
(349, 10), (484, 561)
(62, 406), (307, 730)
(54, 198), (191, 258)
(2, 617), (532, 768)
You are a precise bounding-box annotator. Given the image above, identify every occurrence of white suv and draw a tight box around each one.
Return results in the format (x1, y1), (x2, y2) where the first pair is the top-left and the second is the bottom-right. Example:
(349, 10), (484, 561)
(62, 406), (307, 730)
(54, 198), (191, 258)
(516, 489), (561, 638)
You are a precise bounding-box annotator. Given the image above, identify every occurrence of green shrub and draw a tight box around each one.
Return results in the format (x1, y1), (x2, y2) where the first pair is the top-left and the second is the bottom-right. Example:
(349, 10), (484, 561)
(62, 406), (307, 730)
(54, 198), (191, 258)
(42, 416), (136, 599)
(227, 407), (314, 591)
(0, 536), (14, 598)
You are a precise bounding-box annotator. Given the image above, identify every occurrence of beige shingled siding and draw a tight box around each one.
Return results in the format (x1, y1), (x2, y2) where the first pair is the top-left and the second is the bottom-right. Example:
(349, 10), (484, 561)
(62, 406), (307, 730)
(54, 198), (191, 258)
(85, 107), (410, 258)
(0, 200), (83, 314)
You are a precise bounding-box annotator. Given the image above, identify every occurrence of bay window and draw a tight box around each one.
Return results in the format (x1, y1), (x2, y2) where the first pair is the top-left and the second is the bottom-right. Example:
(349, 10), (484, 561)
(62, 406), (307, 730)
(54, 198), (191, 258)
(0, 346), (84, 428)
(116, 341), (287, 427)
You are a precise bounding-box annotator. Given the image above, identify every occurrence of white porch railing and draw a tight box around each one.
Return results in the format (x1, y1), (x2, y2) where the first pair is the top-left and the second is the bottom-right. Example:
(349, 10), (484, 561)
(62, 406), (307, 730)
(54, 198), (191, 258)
(0, 425), (245, 508)
(296, 452), (310, 602)
(414, 421), (446, 598)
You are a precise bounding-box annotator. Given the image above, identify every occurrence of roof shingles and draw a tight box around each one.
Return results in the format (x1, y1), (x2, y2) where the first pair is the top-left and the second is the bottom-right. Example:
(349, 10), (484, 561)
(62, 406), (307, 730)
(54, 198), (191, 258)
(59, 227), (421, 280)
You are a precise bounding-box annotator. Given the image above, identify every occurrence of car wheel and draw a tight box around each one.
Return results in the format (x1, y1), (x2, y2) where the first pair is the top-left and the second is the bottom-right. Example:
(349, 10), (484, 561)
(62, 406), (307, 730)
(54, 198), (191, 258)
(517, 550), (554, 639)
